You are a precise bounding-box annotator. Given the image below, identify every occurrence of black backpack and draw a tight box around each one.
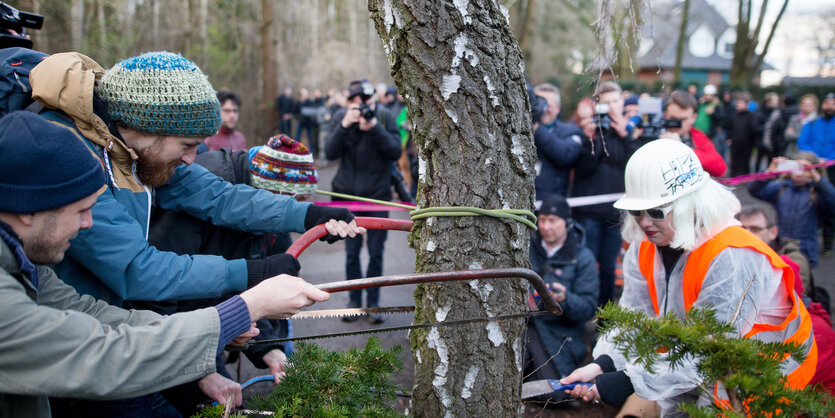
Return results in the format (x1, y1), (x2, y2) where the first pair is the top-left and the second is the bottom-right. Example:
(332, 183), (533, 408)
(0, 47), (48, 116)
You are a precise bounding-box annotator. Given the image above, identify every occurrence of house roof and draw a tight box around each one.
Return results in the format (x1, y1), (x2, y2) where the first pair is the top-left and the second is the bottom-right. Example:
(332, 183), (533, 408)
(636, 0), (772, 72)
(781, 76), (835, 87)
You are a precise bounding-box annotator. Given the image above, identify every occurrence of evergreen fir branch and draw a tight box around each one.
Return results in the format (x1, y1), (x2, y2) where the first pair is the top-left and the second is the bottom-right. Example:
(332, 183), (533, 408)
(193, 337), (404, 418)
(596, 303), (835, 415)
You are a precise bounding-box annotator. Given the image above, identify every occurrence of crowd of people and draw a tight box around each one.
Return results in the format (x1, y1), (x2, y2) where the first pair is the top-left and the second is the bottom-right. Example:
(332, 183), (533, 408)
(0, 30), (833, 415)
(523, 80), (835, 412)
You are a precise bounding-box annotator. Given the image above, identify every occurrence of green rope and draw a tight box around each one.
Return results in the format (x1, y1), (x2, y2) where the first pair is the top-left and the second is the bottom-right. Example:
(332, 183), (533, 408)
(316, 190), (417, 210)
(315, 190), (537, 230)
(410, 207), (537, 230)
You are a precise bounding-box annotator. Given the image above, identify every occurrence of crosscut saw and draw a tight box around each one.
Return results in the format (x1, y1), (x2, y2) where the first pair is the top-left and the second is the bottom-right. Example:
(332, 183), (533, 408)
(240, 268), (562, 347)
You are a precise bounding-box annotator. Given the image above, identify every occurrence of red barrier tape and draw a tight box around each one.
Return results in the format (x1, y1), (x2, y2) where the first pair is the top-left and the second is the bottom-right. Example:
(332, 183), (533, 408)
(717, 160), (835, 186)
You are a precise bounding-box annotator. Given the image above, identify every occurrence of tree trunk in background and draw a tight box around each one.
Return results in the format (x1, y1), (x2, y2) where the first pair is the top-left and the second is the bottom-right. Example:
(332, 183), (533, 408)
(369, 1), (536, 416)
(518, 0), (537, 61)
(70, 0), (84, 51)
(96, 0), (106, 57)
(747, 0), (789, 86)
(260, 0), (278, 140)
(673, 0), (690, 84)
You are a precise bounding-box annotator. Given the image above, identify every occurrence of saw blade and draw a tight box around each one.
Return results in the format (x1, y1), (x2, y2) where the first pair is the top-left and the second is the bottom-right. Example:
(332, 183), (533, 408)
(252, 310), (551, 344)
(291, 306), (416, 319)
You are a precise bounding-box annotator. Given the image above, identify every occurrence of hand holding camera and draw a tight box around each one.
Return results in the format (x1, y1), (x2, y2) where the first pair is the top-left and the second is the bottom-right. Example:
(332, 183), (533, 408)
(341, 103), (377, 131)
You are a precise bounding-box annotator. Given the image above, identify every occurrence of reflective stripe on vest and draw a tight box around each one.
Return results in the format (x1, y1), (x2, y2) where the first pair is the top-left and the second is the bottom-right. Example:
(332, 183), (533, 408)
(637, 226), (817, 395)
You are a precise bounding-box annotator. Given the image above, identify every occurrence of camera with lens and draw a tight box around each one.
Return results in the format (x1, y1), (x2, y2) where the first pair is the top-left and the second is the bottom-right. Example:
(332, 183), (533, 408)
(358, 103), (375, 121)
(0, 2), (43, 49)
(625, 97), (684, 144)
(527, 84), (548, 125)
(592, 102), (612, 133)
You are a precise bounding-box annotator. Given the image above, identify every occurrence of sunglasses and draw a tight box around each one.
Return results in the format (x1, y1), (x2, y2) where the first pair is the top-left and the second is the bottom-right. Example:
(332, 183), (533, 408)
(627, 205), (673, 221)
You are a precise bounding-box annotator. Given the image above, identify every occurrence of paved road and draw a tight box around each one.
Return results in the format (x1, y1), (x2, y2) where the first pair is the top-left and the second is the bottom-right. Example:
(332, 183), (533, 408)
(233, 163), (835, 415)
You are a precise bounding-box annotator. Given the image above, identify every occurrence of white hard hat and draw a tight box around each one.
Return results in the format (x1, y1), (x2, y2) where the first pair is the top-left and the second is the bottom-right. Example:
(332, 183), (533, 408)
(703, 84), (717, 95)
(613, 139), (709, 210)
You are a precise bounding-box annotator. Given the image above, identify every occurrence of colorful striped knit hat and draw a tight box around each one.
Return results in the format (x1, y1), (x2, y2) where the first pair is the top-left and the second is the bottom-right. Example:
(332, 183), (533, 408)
(96, 51), (221, 137)
(250, 135), (318, 196)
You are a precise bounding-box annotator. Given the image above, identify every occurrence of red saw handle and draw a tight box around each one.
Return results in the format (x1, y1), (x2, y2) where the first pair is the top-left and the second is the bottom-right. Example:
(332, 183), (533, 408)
(286, 216), (413, 258)
(315, 268), (562, 315)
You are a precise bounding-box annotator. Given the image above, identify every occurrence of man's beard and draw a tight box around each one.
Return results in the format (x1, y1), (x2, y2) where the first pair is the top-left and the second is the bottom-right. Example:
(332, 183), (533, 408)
(25, 212), (66, 265)
(134, 137), (179, 187)
(823, 109), (835, 120)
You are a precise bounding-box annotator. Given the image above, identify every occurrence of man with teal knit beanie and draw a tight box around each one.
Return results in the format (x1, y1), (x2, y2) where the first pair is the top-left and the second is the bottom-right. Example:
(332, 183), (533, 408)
(28, 51), (363, 416)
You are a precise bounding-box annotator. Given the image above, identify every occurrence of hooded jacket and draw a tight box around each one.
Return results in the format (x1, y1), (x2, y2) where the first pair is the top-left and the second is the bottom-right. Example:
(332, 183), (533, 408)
(527, 223), (599, 377)
(0, 223), (218, 418)
(749, 178), (835, 267)
(29, 53), (311, 305)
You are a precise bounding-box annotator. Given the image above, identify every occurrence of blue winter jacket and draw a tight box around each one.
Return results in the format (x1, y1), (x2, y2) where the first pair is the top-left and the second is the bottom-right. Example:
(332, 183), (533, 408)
(527, 223), (599, 377)
(534, 122), (582, 201)
(748, 178), (835, 267)
(798, 116), (835, 160)
(44, 112), (311, 305)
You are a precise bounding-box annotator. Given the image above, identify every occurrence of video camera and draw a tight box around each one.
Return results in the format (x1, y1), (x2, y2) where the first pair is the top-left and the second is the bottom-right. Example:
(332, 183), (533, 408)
(0, 2), (43, 49)
(625, 97), (682, 143)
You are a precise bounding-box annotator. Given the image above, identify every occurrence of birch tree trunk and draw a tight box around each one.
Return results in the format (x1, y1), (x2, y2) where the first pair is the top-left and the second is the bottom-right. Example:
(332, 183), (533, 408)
(368, 1), (536, 416)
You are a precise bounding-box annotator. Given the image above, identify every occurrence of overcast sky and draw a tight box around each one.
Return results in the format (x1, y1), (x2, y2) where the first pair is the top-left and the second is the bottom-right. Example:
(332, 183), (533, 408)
(700, 0), (833, 84)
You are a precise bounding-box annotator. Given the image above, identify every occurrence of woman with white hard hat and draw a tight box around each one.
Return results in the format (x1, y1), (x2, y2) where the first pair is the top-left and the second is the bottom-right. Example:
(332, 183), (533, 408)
(560, 139), (817, 414)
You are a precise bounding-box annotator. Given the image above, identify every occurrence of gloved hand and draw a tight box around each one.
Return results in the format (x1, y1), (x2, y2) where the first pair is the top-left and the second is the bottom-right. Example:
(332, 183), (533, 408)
(304, 205), (359, 243)
(246, 253), (301, 288)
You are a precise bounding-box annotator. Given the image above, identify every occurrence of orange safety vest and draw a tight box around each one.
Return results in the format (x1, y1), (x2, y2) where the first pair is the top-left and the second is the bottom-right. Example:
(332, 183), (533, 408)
(637, 226), (817, 402)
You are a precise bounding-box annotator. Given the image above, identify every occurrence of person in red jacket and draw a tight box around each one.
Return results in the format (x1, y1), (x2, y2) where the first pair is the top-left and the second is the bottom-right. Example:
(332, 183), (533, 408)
(660, 90), (727, 177)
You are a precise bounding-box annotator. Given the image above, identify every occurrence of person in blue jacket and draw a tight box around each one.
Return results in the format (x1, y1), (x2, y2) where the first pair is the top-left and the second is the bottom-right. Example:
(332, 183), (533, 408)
(28, 52), (362, 416)
(797, 93), (835, 254)
(524, 195), (600, 401)
(533, 83), (583, 201)
(748, 152), (835, 268)
(29, 51), (362, 307)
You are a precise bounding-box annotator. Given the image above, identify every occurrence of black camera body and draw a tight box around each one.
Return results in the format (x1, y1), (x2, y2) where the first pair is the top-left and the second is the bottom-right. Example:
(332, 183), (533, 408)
(637, 114), (682, 142)
(358, 103), (375, 121)
(526, 85), (548, 125)
(0, 2), (43, 49)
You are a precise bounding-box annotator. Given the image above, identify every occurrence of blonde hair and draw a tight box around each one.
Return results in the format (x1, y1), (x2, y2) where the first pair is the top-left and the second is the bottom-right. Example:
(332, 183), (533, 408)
(621, 180), (740, 250)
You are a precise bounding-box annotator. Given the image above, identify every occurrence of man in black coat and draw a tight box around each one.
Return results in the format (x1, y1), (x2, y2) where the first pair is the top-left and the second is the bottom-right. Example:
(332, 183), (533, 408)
(524, 195), (599, 397)
(729, 92), (758, 176)
(572, 81), (635, 308)
(276, 86), (295, 135)
(326, 79), (402, 323)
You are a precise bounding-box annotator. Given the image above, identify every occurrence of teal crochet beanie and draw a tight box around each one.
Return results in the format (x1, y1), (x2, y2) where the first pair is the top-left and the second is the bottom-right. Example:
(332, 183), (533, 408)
(96, 51), (221, 137)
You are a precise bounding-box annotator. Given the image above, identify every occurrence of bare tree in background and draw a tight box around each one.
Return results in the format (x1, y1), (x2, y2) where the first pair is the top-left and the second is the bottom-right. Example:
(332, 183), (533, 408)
(369, 1), (536, 416)
(673, 0), (691, 84)
(730, 0), (790, 87)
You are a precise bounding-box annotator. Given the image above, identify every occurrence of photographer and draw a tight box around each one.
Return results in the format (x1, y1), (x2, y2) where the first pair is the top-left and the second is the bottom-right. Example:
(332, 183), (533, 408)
(325, 79), (402, 323)
(659, 91), (727, 177)
(572, 81), (634, 307)
(532, 83), (582, 200)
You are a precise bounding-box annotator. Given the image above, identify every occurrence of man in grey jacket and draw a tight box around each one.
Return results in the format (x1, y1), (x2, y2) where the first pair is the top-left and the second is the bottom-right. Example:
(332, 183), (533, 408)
(0, 111), (330, 417)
